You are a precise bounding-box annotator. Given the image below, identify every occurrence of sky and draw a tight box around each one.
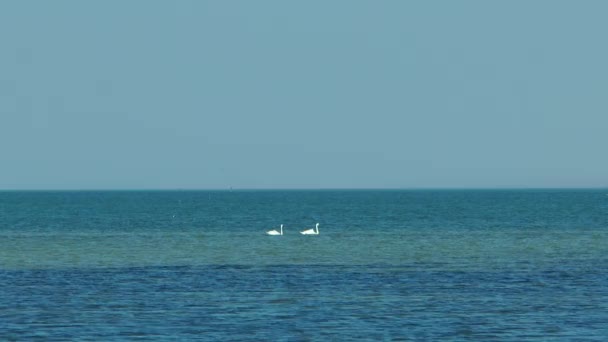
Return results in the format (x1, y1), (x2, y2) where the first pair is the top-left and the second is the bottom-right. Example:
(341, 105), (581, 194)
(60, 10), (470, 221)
(1, 1), (607, 190)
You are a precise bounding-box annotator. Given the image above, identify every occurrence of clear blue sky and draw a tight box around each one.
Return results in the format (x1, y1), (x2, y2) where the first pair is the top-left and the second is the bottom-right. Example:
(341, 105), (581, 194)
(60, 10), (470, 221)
(1, 1), (607, 189)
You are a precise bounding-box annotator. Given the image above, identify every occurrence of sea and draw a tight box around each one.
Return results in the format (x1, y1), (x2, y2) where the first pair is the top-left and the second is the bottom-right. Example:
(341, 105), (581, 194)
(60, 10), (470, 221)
(1, 189), (607, 340)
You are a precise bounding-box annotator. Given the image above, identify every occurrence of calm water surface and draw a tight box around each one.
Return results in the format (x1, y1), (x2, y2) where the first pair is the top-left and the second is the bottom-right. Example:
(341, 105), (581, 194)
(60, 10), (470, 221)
(1, 190), (607, 340)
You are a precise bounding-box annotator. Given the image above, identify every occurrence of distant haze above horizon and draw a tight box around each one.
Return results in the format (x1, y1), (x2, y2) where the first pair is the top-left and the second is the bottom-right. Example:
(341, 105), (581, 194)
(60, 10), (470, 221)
(1, 1), (607, 190)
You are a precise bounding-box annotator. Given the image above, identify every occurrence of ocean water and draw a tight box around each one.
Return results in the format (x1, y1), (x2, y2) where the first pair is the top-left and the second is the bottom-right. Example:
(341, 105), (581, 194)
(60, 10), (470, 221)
(1, 189), (607, 340)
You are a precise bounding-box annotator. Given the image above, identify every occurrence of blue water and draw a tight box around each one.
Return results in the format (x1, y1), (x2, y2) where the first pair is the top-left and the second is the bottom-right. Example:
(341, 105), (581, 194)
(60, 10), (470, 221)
(1, 190), (607, 340)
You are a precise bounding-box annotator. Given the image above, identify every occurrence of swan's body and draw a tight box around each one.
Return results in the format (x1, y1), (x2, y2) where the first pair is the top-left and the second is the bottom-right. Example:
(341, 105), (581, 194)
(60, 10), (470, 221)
(266, 224), (283, 236)
(300, 223), (319, 235)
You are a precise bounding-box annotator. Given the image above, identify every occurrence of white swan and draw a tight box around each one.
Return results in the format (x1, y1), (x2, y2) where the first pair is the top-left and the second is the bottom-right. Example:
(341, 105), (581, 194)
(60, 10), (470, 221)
(266, 224), (283, 236)
(300, 223), (319, 235)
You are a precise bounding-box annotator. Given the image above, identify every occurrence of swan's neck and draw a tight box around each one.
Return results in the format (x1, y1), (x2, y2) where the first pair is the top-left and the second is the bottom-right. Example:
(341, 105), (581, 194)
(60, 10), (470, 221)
(280, 225), (283, 235)
(316, 224), (319, 234)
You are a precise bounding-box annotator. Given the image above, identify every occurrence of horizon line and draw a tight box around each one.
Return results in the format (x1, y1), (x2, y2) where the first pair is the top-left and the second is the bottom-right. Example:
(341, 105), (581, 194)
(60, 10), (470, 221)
(1, 186), (607, 192)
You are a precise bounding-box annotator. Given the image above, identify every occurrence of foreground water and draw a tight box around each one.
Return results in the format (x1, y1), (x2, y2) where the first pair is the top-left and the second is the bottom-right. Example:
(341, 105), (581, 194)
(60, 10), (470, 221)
(1, 190), (607, 340)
